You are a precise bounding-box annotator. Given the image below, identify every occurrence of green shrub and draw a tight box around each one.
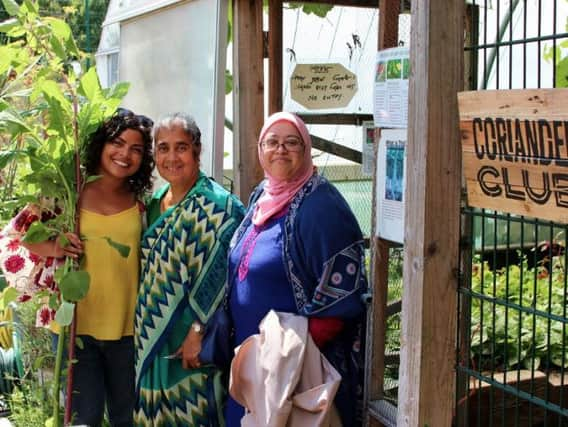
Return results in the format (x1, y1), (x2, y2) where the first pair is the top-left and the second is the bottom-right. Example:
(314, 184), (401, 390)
(470, 254), (568, 370)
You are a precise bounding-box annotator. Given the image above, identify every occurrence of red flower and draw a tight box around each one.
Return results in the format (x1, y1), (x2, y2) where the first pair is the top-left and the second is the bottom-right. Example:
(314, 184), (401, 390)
(43, 274), (55, 290)
(33, 271), (42, 285)
(28, 252), (41, 264)
(18, 294), (31, 303)
(45, 257), (54, 267)
(4, 254), (25, 273)
(7, 239), (19, 252)
(41, 210), (56, 222)
(24, 214), (39, 228)
(13, 210), (31, 232)
(38, 307), (53, 326)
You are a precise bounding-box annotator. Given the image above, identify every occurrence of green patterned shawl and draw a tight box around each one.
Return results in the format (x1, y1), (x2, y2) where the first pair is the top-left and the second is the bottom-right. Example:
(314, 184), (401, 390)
(134, 172), (244, 426)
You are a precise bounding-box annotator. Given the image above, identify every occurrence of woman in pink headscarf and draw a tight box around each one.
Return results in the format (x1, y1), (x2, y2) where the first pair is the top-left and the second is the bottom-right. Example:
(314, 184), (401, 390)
(221, 112), (368, 426)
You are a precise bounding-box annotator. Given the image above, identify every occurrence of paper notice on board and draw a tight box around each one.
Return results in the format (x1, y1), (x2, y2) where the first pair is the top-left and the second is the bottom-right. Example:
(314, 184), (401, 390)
(373, 47), (409, 128)
(376, 129), (407, 244)
(290, 63), (358, 110)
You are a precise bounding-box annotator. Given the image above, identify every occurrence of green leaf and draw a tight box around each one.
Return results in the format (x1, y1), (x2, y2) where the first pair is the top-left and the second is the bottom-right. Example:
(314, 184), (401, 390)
(0, 110), (31, 133)
(225, 69), (233, 95)
(32, 354), (52, 371)
(44, 17), (72, 41)
(0, 287), (18, 311)
(302, 4), (333, 18)
(48, 292), (59, 310)
(22, 0), (38, 15)
(0, 18), (18, 34)
(78, 67), (102, 102)
(1, 0), (20, 16)
(25, 147), (49, 171)
(105, 81), (130, 100)
(58, 233), (70, 249)
(40, 79), (70, 109)
(0, 150), (23, 169)
(288, 3), (333, 18)
(85, 175), (101, 184)
(23, 221), (52, 243)
(58, 150), (77, 190)
(54, 265), (65, 284)
(555, 56), (568, 88)
(55, 300), (75, 326)
(59, 270), (90, 302)
(102, 237), (131, 258)
(49, 35), (66, 62)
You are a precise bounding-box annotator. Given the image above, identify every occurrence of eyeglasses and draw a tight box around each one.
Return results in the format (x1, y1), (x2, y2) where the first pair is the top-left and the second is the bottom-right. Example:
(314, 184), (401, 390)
(116, 108), (154, 128)
(260, 138), (304, 152)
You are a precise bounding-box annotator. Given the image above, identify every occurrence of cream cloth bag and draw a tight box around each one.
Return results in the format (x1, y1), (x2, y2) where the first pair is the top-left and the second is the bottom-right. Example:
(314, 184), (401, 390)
(229, 310), (342, 427)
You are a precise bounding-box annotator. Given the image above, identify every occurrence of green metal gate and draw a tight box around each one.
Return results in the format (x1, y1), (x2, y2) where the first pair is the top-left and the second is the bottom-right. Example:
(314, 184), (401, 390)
(456, 1), (568, 425)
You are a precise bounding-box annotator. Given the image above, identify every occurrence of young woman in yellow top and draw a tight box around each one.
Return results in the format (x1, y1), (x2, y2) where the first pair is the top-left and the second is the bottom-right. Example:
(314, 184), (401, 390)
(10, 109), (155, 426)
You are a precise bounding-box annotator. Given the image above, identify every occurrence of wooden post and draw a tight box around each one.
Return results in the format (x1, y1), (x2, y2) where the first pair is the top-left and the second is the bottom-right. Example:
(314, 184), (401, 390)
(268, 0), (283, 115)
(232, 0), (264, 201)
(366, 0), (400, 419)
(397, 0), (463, 425)
(378, 0), (400, 50)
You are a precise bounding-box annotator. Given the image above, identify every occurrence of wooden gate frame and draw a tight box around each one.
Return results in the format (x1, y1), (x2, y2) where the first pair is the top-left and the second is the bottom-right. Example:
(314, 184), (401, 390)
(231, 1), (464, 425)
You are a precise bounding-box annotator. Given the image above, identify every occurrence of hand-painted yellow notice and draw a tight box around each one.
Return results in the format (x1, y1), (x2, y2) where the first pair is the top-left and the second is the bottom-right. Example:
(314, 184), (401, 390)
(458, 88), (568, 223)
(290, 63), (357, 110)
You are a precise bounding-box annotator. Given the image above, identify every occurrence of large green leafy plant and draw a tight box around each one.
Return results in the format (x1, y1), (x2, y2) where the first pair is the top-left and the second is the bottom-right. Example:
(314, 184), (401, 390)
(0, 0), (129, 425)
(543, 0), (568, 88)
(470, 251), (568, 371)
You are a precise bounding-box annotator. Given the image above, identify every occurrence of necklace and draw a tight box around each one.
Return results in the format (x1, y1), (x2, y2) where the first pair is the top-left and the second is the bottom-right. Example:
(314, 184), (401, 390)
(237, 225), (262, 281)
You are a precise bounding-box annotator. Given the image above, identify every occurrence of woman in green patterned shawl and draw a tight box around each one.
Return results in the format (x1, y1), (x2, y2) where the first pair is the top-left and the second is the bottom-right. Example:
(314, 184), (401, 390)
(134, 112), (245, 426)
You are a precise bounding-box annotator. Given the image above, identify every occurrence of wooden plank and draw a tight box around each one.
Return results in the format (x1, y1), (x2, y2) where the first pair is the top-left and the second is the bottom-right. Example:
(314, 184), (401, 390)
(385, 299), (401, 317)
(367, 235), (389, 396)
(458, 90), (568, 223)
(232, 0), (265, 201)
(367, 1), (399, 425)
(464, 178), (568, 222)
(311, 134), (362, 163)
(548, 372), (568, 424)
(458, 89), (568, 120)
(456, 11), (477, 423)
(298, 0), (378, 8)
(268, 0), (283, 115)
(378, 0), (400, 51)
(463, 370), (548, 427)
(297, 113), (373, 125)
(462, 152), (568, 190)
(397, 1), (463, 426)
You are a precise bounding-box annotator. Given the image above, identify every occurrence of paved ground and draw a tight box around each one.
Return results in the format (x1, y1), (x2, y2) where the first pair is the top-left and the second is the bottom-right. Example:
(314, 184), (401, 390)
(0, 419), (12, 426)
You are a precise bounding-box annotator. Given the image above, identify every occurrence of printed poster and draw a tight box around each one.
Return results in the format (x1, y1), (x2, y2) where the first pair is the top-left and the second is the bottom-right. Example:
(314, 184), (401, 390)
(373, 47), (409, 128)
(376, 129), (407, 243)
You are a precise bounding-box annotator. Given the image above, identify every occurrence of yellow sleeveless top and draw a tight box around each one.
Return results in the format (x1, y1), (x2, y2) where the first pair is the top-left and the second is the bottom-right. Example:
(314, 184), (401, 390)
(76, 205), (141, 340)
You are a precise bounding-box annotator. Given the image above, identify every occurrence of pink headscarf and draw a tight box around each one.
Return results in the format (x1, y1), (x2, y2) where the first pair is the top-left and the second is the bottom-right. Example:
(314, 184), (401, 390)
(252, 112), (315, 226)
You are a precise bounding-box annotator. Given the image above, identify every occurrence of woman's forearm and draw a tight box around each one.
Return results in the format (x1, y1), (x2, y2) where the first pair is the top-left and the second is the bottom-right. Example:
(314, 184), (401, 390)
(21, 239), (61, 258)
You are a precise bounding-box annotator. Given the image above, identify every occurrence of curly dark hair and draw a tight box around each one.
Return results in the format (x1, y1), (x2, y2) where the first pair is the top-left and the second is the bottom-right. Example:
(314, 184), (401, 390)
(84, 110), (155, 197)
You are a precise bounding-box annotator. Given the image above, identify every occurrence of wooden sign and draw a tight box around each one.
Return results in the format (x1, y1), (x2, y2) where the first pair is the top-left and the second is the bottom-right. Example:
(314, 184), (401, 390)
(458, 89), (568, 223)
(290, 63), (357, 110)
